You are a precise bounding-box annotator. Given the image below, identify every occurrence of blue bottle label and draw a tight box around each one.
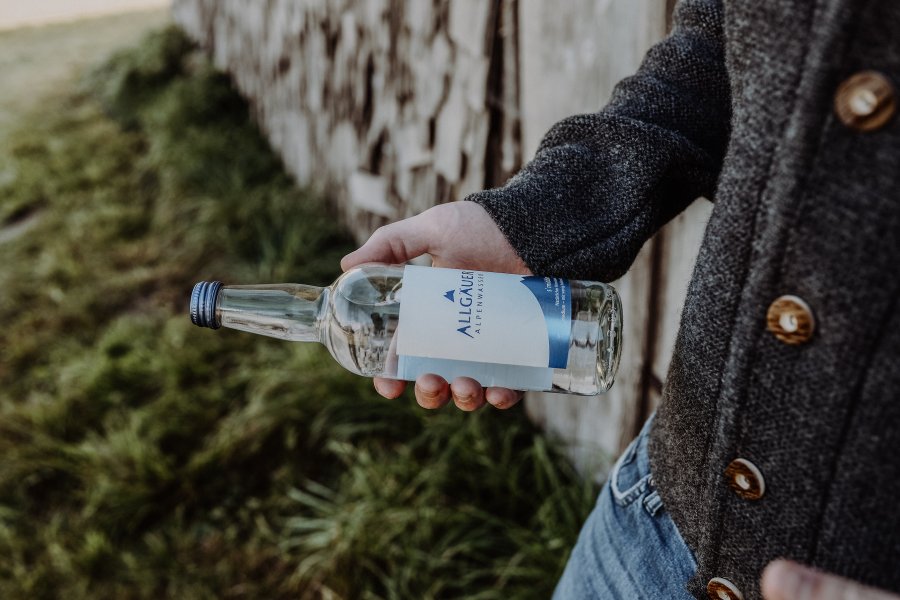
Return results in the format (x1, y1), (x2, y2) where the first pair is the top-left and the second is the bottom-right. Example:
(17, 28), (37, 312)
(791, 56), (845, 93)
(395, 266), (572, 386)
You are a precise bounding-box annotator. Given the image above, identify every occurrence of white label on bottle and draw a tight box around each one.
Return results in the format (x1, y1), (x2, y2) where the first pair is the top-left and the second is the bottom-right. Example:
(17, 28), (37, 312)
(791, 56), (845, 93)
(395, 266), (572, 386)
(395, 356), (554, 390)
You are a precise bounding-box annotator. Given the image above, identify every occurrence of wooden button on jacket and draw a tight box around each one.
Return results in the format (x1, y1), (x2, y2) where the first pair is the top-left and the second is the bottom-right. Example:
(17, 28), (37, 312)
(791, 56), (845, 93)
(469, 0), (900, 598)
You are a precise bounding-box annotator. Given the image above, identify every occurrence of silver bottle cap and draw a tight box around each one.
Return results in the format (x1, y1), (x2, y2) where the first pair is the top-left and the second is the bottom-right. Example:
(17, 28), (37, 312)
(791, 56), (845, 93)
(190, 281), (223, 329)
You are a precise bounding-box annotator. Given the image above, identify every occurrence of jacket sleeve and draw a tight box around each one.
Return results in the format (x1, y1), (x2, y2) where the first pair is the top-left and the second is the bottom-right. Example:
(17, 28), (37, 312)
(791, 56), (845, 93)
(467, 0), (730, 282)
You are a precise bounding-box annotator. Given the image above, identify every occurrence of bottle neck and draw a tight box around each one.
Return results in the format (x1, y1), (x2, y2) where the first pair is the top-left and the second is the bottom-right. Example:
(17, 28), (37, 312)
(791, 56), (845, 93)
(215, 284), (327, 343)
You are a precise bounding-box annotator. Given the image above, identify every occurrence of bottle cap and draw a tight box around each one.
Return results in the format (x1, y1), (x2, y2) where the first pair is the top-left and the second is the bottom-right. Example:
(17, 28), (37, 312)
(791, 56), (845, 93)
(190, 281), (223, 329)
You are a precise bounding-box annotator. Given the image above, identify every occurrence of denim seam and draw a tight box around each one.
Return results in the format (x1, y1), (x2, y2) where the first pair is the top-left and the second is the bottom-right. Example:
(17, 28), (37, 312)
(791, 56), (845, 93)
(610, 435), (642, 505)
(612, 473), (652, 507)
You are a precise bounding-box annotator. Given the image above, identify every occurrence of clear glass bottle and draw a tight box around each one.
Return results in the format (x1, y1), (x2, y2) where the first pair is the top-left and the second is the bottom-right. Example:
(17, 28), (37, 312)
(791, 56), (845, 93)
(190, 264), (622, 395)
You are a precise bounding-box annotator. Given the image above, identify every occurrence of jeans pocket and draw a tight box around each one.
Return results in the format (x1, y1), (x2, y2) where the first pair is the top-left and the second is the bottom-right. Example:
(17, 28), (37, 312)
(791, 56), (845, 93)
(609, 435), (652, 508)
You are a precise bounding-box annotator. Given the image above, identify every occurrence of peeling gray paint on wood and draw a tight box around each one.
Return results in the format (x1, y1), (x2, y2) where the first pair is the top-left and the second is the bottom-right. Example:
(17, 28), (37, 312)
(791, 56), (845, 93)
(173, 0), (713, 481)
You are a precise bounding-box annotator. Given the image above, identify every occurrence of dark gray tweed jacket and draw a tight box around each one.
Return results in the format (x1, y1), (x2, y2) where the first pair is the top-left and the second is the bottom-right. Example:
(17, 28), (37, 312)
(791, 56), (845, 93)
(469, 0), (900, 598)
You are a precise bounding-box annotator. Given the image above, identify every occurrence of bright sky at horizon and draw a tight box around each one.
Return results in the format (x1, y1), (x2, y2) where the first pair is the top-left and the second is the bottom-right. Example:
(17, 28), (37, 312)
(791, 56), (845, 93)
(0, 0), (170, 31)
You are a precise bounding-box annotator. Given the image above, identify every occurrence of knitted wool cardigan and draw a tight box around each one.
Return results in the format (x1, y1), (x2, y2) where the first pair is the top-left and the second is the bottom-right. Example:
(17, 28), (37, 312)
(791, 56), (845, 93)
(469, 0), (900, 598)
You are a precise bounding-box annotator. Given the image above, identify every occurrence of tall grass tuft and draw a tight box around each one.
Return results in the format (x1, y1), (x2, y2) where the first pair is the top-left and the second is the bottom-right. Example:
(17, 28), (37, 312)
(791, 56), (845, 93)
(0, 26), (600, 599)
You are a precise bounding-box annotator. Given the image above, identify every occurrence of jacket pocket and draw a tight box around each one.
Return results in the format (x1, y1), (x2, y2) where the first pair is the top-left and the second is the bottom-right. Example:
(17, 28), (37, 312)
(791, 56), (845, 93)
(609, 434), (652, 508)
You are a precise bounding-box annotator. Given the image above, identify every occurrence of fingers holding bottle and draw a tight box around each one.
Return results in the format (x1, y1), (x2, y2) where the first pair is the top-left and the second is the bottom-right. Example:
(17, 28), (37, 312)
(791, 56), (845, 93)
(340, 212), (437, 270)
(344, 201), (534, 408)
(373, 376), (456, 409)
(375, 373), (523, 411)
(341, 202), (531, 276)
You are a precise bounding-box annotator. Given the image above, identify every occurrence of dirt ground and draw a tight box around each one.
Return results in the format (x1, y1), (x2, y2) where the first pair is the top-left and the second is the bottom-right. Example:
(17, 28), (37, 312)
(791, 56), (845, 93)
(0, 9), (169, 146)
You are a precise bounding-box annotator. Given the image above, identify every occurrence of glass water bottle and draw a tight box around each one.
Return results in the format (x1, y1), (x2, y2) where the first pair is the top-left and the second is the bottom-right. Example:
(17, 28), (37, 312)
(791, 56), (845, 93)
(190, 264), (622, 395)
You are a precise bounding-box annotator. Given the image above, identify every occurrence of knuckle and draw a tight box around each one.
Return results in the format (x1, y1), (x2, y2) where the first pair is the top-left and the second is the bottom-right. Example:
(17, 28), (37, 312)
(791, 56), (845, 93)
(387, 237), (411, 261)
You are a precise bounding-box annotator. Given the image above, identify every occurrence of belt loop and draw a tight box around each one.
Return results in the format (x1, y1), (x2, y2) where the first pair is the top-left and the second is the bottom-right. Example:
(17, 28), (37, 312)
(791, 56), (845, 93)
(643, 490), (664, 516)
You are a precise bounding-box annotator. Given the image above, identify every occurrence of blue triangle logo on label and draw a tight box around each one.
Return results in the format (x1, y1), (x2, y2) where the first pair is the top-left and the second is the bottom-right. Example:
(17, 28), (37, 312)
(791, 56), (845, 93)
(444, 289), (455, 302)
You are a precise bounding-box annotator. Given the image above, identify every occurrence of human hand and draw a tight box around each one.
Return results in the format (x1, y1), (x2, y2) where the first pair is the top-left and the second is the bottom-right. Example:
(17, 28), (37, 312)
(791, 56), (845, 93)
(340, 201), (530, 411)
(762, 560), (899, 600)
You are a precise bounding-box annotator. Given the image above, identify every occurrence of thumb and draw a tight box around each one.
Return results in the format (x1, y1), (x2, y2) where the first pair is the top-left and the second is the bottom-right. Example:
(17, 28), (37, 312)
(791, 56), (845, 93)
(340, 215), (436, 272)
(762, 560), (892, 600)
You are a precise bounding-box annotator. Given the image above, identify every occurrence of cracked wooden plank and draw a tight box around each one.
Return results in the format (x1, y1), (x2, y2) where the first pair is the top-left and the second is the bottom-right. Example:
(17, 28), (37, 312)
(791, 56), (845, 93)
(174, 0), (506, 241)
(518, 0), (668, 473)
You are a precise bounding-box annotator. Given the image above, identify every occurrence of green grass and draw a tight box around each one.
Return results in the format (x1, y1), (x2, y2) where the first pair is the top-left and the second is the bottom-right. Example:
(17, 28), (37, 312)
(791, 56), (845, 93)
(0, 27), (599, 599)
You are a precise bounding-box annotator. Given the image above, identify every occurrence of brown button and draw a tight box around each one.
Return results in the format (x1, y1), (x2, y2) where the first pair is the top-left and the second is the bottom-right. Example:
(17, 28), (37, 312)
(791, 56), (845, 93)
(725, 458), (766, 500)
(707, 577), (744, 600)
(834, 71), (896, 132)
(766, 295), (815, 345)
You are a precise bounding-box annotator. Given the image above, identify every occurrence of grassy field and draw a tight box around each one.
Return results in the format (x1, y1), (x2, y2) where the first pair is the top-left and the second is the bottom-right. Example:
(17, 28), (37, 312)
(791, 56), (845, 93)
(0, 26), (598, 599)
(0, 10), (169, 145)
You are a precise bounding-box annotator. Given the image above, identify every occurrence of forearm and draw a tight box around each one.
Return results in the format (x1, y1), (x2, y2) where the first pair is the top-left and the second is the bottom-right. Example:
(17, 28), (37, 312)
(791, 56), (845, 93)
(469, 0), (730, 281)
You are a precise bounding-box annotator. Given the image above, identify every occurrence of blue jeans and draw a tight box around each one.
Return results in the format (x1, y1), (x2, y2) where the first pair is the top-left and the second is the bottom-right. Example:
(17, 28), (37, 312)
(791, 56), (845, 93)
(553, 417), (697, 599)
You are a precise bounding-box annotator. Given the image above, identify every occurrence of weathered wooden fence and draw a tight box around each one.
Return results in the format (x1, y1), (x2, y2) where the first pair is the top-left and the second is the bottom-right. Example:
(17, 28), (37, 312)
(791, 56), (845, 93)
(173, 0), (713, 478)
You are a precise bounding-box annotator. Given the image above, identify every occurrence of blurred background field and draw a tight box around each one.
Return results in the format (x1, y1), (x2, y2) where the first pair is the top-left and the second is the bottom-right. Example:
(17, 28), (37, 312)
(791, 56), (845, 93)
(0, 16), (597, 600)
(0, 9), (168, 144)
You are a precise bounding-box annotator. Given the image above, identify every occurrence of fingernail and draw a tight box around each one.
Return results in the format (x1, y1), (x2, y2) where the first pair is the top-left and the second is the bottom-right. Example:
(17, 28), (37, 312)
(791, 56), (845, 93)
(415, 383), (440, 401)
(452, 393), (474, 405)
(373, 380), (389, 397)
(493, 398), (512, 409)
